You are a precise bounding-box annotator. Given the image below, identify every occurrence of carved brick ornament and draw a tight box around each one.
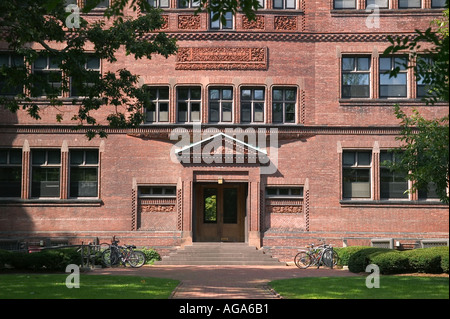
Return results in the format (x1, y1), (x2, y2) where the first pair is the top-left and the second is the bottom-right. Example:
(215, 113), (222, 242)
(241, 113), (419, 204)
(175, 47), (268, 70)
(178, 15), (201, 30)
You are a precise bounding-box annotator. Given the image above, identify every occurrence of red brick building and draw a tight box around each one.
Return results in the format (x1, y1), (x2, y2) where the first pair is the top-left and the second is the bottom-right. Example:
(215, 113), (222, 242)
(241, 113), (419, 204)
(1, 0), (448, 261)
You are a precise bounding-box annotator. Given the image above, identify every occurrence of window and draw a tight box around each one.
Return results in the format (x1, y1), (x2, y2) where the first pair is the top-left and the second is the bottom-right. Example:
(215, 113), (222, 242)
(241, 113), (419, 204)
(334, 0), (356, 9)
(178, 0), (200, 8)
(177, 86), (201, 122)
(69, 150), (99, 198)
(70, 56), (101, 97)
(272, 87), (296, 123)
(209, 87), (233, 123)
(431, 0), (447, 8)
(418, 183), (440, 200)
(210, 11), (234, 30)
(379, 56), (408, 98)
(366, 0), (388, 8)
(241, 87), (265, 123)
(33, 55), (63, 97)
(266, 187), (303, 198)
(138, 186), (176, 197)
(257, 0), (265, 8)
(0, 149), (22, 198)
(31, 150), (61, 198)
(145, 86), (170, 123)
(148, 0), (170, 8)
(273, 0), (296, 9)
(416, 56), (437, 99)
(398, 0), (421, 8)
(343, 151), (371, 198)
(380, 151), (408, 199)
(0, 53), (24, 96)
(342, 56), (371, 98)
(85, 0), (110, 8)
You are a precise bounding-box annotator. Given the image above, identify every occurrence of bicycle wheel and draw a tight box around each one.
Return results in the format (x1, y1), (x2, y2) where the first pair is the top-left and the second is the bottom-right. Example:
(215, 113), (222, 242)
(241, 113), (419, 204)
(102, 248), (119, 267)
(128, 251), (146, 268)
(322, 248), (339, 268)
(294, 251), (312, 269)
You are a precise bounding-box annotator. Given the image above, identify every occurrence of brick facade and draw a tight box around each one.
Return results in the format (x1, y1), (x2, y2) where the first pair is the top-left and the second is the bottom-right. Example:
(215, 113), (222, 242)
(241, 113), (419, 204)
(0, 1), (448, 261)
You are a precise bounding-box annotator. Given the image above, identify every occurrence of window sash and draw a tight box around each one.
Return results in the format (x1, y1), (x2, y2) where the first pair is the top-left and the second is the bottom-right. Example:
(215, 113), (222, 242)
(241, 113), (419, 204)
(177, 87), (201, 123)
(334, 0), (356, 9)
(240, 88), (265, 123)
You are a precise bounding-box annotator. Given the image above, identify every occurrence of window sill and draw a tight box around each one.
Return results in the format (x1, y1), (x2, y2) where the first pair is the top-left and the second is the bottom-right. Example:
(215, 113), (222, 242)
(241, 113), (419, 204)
(339, 99), (449, 107)
(340, 199), (445, 208)
(0, 198), (103, 207)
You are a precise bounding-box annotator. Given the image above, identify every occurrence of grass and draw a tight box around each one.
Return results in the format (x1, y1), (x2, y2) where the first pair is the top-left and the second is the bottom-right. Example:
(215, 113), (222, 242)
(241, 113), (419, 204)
(269, 276), (449, 299)
(0, 274), (179, 299)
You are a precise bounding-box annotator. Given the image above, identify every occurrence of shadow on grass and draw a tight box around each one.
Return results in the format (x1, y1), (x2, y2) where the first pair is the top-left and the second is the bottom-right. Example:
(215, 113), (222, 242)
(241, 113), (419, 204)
(269, 276), (449, 299)
(0, 274), (180, 299)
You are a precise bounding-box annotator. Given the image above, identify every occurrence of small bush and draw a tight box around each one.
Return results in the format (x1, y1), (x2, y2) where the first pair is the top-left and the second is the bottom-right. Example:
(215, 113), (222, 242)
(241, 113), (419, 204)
(403, 247), (447, 274)
(347, 248), (392, 273)
(141, 248), (161, 264)
(1, 248), (81, 272)
(370, 251), (410, 274)
(334, 246), (372, 266)
(0, 250), (12, 269)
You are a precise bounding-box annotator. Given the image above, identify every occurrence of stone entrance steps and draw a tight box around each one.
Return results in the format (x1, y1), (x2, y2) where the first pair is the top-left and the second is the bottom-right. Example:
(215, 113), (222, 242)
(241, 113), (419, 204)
(155, 242), (283, 265)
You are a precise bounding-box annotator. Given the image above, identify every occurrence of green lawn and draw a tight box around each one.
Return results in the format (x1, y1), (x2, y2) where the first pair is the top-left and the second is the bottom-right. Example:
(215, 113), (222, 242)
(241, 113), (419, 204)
(269, 276), (449, 299)
(0, 274), (179, 299)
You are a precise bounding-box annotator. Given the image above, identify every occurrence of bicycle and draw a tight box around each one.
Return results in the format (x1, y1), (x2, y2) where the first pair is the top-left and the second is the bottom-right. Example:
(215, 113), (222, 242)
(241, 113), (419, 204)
(102, 236), (146, 268)
(294, 243), (339, 269)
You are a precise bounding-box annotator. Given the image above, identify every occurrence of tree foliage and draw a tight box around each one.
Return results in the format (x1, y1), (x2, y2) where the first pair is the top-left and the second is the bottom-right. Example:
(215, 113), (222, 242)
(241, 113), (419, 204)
(384, 5), (449, 204)
(0, 0), (260, 138)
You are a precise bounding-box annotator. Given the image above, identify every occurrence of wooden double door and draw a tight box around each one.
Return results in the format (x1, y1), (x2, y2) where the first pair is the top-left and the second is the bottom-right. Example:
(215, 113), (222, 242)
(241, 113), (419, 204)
(195, 183), (246, 242)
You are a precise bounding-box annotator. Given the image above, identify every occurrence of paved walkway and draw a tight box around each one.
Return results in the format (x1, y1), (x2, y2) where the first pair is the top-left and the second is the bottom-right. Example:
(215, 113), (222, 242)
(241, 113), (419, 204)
(91, 265), (358, 299)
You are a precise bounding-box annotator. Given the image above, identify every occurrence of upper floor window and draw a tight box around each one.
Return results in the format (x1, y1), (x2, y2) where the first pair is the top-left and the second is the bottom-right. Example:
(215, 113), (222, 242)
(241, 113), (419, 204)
(177, 86), (201, 123)
(380, 151), (408, 199)
(210, 11), (234, 30)
(145, 86), (170, 123)
(148, 0), (170, 8)
(31, 149), (61, 198)
(0, 149), (22, 198)
(272, 87), (296, 123)
(334, 0), (356, 9)
(32, 55), (63, 97)
(366, 0), (388, 8)
(178, 0), (201, 8)
(379, 56), (408, 98)
(84, 0), (110, 8)
(69, 149), (99, 198)
(241, 87), (265, 123)
(70, 56), (101, 97)
(342, 151), (372, 199)
(431, 0), (447, 7)
(342, 56), (371, 98)
(398, 0), (421, 8)
(273, 0), (296, 9)
(138, 186), (177, 198)
(0, 53), (24, 96)
(209, 87), (233, 123)
(266, 187), (303, 198)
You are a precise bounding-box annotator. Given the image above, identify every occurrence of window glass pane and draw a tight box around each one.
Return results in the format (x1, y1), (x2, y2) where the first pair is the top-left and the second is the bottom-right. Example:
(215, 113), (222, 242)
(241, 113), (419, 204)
(222, 89), (233, 100)
(204, 188), (217, 223)
(358, 152), (371, 166)
(210, 89), (220, 100)
(209, 102), (220, 122)
(272, 103), (283, 123)
(254, 89), (264, 100)
(334, 0), (356, 8)
(34, 56), (47, 70)
(241, 103), (251, 122)
(32, 150), (46, 165)
(366, 0), (389, 8)
(0, 167), (21, 197)
(273, 0), (283, 8)
(431, 0), (446, 7)
(357, 57), (370, 71)
(254, 103), (264, 122)
(379, 57), (391, 71)
(159, 103), (169, 122)
(47, 150), (61, 164)
(342, 58), (355, 71)
(32, 167), (60, 197)
(223, 188), (238, 224)
(86, 57), (100, 69)
(343, 152), (356, 166)
(398, 0), (421, 8)
(343, 169), (371, 198)
(222, 102), (232, 122)
(70, 150), (84, 165)
(279, 188), (289, 195)
(159, 87), (169, 100)
(273, 89), (283, 101)
(285, 89), (296, 101)
(0, 151), (7, 164)
(9, 150), (22, 164)
(191, 88), (201, 100)
(380, 73), (406, 85)
(178, 102), (188, 122)
(178, 87), (189, 100)
(266, 188), (277, 196)
(191, 103), (201, 121)
(286, 0), (296, 8)
(85, 150), (99, 164)
(241, 89), (252, 100)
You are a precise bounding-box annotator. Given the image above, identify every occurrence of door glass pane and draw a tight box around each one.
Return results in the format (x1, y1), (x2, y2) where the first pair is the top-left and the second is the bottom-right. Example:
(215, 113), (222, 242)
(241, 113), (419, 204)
(204, 188), (217, 223)
(223, 188), (238, 224)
